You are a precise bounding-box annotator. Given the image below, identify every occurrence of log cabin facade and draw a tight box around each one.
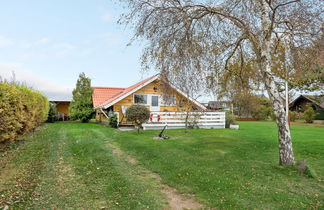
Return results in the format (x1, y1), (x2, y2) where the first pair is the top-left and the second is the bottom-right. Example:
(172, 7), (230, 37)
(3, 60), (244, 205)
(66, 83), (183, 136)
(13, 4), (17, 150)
(92, 74), (206, 124)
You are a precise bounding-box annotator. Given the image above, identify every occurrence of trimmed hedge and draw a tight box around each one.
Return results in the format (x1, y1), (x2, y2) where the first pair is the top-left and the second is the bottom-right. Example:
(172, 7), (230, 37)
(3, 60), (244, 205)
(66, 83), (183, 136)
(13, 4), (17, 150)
(0, 82), (49, 144)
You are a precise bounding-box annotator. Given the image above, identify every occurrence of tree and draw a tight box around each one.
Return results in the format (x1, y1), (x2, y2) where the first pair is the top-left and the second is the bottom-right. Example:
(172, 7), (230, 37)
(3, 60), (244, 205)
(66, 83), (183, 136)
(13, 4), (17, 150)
(47, 103), (58, 123)
(69, 73), (94, 123)
(125, 104), (150, 133)
(160, 71), (203, 132)
(120, 0), (323, 165)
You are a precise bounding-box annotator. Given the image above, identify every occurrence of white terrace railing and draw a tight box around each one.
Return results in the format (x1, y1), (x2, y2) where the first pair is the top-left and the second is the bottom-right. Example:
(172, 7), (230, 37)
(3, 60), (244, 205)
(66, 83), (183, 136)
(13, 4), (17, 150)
(142, 111), (226, 130)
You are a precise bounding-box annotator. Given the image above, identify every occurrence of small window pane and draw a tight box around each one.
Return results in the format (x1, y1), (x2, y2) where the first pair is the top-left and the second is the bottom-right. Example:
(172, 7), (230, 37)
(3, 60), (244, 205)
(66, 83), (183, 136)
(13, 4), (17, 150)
(134, 94), (147, 104)
(152, 96), (159, 106)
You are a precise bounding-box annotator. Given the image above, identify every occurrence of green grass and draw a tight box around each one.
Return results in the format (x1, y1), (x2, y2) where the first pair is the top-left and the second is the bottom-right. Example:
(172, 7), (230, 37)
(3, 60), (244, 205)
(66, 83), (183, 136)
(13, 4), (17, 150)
(0, 121), (323, 209)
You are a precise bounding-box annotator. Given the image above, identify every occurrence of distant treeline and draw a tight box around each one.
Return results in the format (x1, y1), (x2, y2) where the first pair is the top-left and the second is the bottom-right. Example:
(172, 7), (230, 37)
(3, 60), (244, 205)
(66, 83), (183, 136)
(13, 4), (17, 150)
(0, 81), (49, 145)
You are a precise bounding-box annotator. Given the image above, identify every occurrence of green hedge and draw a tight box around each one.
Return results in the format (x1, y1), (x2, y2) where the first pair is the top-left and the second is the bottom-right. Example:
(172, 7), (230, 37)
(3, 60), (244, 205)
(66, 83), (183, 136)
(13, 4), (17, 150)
(315, 110), (324, 120)
(0, 82), (49, 144)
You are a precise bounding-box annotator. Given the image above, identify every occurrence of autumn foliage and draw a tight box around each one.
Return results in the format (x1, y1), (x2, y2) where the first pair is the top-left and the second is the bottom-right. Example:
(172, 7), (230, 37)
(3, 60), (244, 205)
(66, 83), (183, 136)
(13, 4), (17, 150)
(0, 82), (49, 145)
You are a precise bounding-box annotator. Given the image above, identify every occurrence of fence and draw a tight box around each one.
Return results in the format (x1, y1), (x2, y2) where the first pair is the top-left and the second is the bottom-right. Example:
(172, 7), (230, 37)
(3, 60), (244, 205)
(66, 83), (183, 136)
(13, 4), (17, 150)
(142, 111), (225, 130)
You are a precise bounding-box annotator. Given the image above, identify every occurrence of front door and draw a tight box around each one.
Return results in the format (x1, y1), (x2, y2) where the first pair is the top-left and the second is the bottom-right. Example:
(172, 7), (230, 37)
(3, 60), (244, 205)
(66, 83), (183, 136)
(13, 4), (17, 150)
(150, 95), (160, 111)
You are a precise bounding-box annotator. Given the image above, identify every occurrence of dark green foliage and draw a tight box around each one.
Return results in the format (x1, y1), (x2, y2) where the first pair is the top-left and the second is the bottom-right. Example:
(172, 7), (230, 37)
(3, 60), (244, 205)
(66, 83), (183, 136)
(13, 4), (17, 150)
(303, 105), (316, 123)
(225, 111), (235, 128)
(252, 97), (272, 120)
(125, 105), (150, 133)
(0, 82), (49, 144)
(314, 110), (324, 120)
(109, 114), (118, 128)
(47, 103), (58, 123)
(69, 73), (94, 123)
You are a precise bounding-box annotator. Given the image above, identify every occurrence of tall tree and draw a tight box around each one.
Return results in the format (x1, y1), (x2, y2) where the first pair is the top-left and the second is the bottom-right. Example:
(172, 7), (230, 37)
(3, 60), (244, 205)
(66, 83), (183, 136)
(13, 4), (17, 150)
(70, 73), (94, 123)
(120, 0), (323, 165)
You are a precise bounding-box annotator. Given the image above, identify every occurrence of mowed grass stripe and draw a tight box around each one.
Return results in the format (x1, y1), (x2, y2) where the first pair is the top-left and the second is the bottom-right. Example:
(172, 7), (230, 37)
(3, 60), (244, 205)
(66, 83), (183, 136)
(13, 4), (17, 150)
(1, 123), (166, 209)
(63, 123), (167, 209)
(28, 126), (105, 209)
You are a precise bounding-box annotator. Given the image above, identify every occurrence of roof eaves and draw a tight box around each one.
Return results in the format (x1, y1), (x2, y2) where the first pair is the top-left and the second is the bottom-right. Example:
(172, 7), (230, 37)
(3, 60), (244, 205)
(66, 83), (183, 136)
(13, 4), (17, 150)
(95, 74), (160, 109)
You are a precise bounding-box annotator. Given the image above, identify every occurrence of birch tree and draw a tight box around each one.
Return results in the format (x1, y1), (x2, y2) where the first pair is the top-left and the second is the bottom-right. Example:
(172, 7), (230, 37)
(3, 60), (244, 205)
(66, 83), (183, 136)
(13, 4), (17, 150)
(120, 0), (323, 165)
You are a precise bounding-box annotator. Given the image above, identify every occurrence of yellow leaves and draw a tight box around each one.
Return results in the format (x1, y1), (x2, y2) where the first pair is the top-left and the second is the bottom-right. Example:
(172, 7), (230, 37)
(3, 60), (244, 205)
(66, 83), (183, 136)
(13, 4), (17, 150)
(0, 82), (48, 144)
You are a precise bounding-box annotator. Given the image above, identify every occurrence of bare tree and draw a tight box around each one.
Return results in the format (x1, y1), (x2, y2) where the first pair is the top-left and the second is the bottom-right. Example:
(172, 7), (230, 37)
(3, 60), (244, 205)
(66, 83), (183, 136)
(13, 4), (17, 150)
(160, 69), (204, 132)
(120, 0), (323, 165)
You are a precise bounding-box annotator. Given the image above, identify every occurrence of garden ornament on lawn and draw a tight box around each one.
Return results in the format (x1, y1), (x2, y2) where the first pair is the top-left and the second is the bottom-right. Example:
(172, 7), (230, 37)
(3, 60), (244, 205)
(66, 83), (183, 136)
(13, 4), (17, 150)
(155, 125), (170, 140)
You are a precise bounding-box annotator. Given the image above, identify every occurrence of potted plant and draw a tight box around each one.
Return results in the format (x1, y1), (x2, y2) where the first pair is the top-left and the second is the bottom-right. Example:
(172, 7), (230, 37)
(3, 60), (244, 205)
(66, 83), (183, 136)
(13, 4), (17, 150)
(230, 121), (239, 130)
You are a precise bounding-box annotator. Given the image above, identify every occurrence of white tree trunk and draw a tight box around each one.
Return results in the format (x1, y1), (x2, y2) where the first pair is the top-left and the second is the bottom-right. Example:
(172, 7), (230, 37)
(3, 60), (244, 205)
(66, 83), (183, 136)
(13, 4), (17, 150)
(260, 0), (295, 166)
(263, 71), (295, 165)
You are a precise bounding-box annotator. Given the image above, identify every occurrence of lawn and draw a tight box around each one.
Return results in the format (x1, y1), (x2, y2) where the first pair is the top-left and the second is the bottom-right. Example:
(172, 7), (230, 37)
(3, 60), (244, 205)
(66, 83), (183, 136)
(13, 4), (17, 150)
(0, 121), (323, 209)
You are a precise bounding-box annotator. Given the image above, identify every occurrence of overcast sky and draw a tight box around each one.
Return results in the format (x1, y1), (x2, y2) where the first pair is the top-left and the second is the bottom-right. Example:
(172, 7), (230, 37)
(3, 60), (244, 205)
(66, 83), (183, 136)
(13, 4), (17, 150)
(0, 0), (170, 101)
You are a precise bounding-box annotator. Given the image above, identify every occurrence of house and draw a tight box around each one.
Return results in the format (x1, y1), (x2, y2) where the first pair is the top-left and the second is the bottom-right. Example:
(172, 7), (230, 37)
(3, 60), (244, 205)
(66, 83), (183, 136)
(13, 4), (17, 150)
(289, 94), (324, 120)
(50, 100), (71, 121)
(206, 101), (232, 111)
(92, 74), (206, 124)
(289, 95), (324, 111)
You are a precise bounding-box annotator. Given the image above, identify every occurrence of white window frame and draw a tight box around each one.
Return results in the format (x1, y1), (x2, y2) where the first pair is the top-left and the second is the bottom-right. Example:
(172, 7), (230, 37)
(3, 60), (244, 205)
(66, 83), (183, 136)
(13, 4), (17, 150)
(134, 94), (148, 105)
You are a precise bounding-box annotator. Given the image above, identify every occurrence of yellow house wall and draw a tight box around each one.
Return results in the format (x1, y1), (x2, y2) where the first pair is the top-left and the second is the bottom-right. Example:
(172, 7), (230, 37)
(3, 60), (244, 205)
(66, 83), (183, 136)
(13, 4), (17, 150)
(56, 102), (70, 115)
(112, 80), (194, 124)
(95, 110), (109, 122)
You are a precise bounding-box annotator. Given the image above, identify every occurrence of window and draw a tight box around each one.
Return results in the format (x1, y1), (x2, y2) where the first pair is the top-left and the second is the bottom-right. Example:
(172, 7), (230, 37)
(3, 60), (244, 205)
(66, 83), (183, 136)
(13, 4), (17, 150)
(151, 96), (159, 106)
(162, 95), (176, 106)
(134, 94), (147, 104)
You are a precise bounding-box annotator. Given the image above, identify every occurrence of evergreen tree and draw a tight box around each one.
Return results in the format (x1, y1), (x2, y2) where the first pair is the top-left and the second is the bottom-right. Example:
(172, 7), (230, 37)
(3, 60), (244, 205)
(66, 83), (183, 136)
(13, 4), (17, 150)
(69, 73), (94, 123)
(47, 103), (57, 123)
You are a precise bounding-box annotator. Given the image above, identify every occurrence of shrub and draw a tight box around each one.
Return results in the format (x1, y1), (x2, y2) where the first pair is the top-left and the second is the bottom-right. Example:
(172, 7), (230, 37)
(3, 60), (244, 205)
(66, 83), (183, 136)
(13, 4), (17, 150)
(225, 111), (235, 128)
(253, 106), (271, 120)
(125, 105), (150, 133)
(109, 114), (118, 128)
(303, 105), (316, 123)
(0, 82), (49, 144)
(289, 111), (297, 122)
(47, 103), (58, 123)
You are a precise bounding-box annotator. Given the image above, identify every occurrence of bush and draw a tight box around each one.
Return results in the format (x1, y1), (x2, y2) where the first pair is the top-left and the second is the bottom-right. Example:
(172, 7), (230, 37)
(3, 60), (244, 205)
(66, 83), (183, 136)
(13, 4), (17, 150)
(289, 111), (297, 122)
(47, 103), (58, 123)
(0, 82), (49, 144)
(303, 105), (316, 123)
(225, 111), (235, 128)
(125, 105), (150, 133)
(109, 114), (118, 128)
(253, 106), (271, 120)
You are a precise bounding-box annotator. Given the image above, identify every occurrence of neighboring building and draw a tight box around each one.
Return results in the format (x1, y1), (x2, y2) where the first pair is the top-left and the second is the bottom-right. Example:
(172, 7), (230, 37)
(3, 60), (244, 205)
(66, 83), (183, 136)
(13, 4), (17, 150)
(206, 101), (232, 111)
(289, 95), (324, 111)
(92, 74), (206, 124)
(289, 94), (324, 120)
(50, 100), (71, 120)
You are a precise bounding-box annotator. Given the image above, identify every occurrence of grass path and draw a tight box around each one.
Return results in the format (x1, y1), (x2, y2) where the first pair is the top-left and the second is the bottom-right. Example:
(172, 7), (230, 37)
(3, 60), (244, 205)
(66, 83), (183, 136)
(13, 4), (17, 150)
(0, 123), (168, 209)
(0, 123), (203, 209)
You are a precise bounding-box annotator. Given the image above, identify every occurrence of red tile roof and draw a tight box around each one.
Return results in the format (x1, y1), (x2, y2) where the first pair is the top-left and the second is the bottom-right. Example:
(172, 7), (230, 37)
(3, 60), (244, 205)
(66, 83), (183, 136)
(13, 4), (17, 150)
(92, 74), (159, 108)
(92, 87), (125, 108)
